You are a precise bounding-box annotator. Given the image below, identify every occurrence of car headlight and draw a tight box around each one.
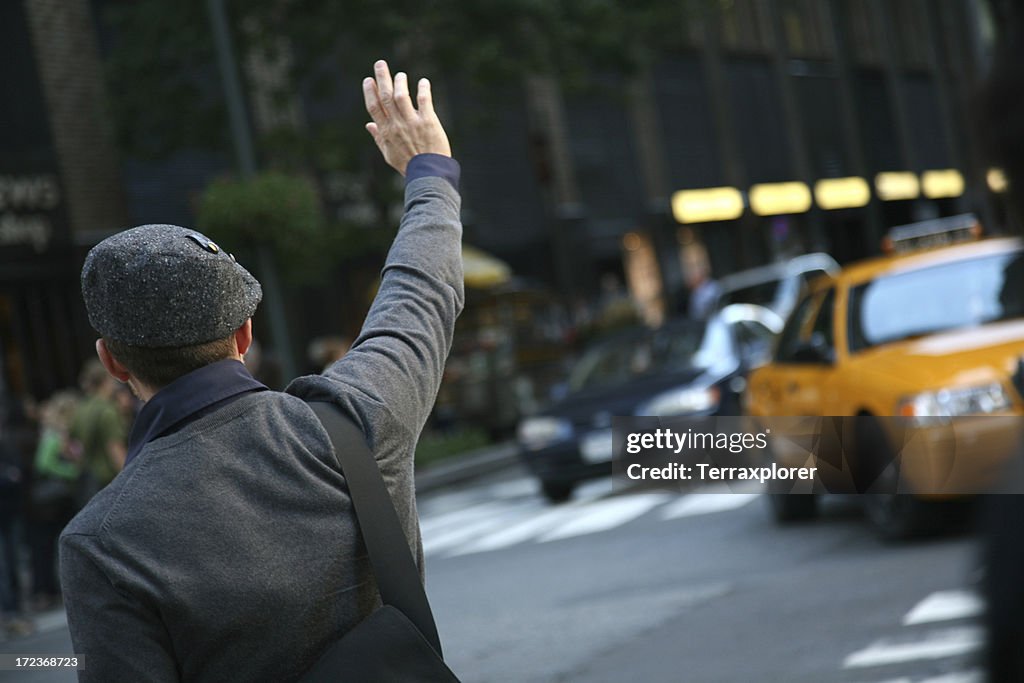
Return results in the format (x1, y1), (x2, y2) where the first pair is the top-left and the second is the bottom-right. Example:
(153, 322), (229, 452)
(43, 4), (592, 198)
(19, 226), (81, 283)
(637, 386), (721, 417)
(517, 417), (573, 450)
(898, 382), (1011, 417)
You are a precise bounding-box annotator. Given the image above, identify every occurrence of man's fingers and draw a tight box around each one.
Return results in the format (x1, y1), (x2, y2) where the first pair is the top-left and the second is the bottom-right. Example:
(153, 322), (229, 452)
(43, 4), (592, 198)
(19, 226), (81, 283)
(393, 72), (417, 119)
(365, 121), (379, 142)
(416, 78), (434, 116)
(362, 77), (385, 122)
(374, 60), (395, 115)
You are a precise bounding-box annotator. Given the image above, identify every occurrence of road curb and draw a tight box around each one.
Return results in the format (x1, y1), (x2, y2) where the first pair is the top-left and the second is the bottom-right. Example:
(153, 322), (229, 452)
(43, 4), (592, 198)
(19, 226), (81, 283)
(415, 441), (521, 493)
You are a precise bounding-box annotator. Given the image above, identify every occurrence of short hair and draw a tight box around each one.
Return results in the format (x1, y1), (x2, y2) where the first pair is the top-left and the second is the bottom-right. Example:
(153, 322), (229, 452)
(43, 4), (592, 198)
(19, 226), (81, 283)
(104, 335), (237, 390)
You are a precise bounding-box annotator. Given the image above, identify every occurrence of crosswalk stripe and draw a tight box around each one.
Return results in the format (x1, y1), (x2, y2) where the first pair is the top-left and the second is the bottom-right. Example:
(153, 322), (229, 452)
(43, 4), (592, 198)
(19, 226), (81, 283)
(538, 494), (670, 542)
(423, 502), (535, 556)
(902, 590), (984, 626)
(420, 499), (531, 536)
(918, 670), (983, 683)
(446, 503), (586, 556)
(842, 627), (983, 669)
(659, 492), (759, 520)
(852, 670), (982, 683)
(423, 485), (759, 558)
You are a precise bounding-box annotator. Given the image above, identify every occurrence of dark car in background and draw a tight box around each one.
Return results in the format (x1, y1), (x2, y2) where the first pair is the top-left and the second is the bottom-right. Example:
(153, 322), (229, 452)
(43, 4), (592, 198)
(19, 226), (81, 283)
(516, 305), (782, 502)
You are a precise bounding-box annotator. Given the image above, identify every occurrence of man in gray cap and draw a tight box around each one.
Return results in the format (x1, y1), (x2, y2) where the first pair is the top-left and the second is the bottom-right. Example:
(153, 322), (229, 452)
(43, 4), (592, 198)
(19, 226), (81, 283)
(60, 60), (462, 682)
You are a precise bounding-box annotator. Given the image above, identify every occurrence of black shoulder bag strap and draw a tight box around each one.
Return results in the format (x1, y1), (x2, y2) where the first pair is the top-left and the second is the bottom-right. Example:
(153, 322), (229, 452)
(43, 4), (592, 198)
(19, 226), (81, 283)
(307, 401), (443, 655)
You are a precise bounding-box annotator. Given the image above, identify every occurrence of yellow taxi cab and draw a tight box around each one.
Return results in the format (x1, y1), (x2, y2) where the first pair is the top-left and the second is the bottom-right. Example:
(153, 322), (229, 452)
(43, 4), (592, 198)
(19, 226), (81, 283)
(745, 214), (1024, 537)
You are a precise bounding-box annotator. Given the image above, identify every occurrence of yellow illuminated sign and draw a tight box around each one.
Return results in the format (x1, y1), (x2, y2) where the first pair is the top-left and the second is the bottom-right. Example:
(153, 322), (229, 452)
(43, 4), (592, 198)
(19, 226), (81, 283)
(671, 187), (745, 224)
(987, 168), (1008, 194)
(749, 182), (812, 216)
(875, 172), (920, 201)
(814, 177), (871, 210)
(922, 169), (965, 199)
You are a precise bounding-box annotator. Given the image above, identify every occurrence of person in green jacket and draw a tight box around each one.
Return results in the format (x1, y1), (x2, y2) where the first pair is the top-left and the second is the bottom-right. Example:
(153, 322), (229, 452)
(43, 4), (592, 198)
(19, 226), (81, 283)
(29, 391), (82, 609)
(68, 361), (126, 502)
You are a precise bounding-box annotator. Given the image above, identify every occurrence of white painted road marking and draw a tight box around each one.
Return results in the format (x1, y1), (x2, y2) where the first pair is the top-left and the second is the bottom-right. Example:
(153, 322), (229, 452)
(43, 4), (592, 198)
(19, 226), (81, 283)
(423, 501), (536, 556)
(420, 482), (763, 557)
(539, 494), (670, 542)
(855, 670), (982, 683)
(446, 503), (584, 556)
(842, 627), (983, 669)
(902, 590), (984, 626)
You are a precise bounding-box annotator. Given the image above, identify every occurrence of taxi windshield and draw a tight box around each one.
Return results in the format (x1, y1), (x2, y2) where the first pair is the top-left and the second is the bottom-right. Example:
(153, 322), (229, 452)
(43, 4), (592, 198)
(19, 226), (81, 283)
(848, 250), (1024, 352)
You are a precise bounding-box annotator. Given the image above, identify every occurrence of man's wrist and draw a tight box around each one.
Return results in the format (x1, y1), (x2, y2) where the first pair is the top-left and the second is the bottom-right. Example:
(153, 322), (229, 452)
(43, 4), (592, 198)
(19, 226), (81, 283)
(405, 154), (460, 191)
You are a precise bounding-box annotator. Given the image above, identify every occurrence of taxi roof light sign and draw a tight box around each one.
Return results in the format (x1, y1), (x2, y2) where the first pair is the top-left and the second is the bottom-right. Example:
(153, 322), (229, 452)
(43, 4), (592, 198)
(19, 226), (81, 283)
(883, 213), (981, 254)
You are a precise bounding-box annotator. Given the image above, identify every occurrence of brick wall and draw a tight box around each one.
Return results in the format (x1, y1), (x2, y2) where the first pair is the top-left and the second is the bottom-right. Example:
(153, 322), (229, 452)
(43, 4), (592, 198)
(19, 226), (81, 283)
(24, 0), (128, 239)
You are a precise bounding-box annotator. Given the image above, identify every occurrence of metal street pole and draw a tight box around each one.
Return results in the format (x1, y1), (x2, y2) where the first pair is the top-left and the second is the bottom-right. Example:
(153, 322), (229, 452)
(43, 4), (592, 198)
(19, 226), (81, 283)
(206, 0), (298, 382)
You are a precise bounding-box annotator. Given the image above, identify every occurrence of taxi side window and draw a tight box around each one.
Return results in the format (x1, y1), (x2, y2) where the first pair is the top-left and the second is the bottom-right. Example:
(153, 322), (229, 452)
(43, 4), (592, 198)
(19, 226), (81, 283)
(775, 293), (819, 363)
(812, 288), (836, 351)
(775, 288), (835, 364)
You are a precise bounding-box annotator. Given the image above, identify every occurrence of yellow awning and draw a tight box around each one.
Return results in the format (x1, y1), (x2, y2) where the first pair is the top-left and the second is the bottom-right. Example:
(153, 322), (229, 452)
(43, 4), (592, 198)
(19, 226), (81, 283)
(462, 244), (511, 288)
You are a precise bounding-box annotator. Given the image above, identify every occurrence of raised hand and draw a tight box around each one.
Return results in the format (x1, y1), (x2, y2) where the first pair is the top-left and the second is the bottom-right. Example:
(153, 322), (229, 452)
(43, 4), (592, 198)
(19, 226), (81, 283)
(362, 60), (452, 176)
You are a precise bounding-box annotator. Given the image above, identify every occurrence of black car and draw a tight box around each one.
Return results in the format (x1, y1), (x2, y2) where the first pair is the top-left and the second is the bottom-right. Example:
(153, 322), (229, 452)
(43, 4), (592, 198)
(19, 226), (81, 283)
(516, 305), (781, 502)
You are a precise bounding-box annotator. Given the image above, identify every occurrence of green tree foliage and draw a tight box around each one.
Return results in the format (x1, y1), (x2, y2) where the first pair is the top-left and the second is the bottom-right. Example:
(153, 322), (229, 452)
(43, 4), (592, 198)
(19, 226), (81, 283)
(102, 0), (705, 161)
(196, 171), (335, 282)
(104, 1), (705, 274)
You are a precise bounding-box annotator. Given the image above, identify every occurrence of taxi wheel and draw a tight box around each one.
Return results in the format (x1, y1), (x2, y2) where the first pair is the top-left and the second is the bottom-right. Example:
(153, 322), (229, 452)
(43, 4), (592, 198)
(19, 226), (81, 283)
(541, 481), (574, 504)
(863, 493), (924, 541)
(856, 418), (926, 540)
(768, 493), (818, 522)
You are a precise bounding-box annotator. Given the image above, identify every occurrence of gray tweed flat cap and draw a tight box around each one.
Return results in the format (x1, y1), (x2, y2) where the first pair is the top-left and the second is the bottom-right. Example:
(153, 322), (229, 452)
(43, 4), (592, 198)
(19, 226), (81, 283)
(81, 224), (262, 347)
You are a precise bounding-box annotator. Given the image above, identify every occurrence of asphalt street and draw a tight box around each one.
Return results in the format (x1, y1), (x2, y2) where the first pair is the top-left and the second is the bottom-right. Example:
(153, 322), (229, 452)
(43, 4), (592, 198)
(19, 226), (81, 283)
(422, 470), (983, 683)
(0, 468), (984, 683)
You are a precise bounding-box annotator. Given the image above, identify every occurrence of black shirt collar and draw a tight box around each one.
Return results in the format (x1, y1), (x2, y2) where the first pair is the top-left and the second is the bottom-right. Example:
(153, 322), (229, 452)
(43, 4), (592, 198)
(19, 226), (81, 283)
(126, 359), (267, 465)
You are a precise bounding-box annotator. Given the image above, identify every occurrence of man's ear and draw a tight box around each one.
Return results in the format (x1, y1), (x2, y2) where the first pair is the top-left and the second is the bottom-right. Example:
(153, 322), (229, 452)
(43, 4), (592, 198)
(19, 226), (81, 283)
(96, 339), (131, 383)
(234, 319), (253, 357)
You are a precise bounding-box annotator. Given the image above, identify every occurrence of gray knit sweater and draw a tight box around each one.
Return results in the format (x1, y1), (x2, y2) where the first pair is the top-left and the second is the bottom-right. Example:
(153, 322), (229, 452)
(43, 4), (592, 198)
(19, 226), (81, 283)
(59, 176), (463, 682)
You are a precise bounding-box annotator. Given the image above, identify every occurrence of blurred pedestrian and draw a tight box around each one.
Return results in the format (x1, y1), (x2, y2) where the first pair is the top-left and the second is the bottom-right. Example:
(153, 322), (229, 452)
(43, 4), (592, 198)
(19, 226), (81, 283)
(0, 417), (32, 638)
(69, 360), (126, 505)
(60, 59), (461, 681)
(681, 244), (721, 320)
(28, 391), (82, 611)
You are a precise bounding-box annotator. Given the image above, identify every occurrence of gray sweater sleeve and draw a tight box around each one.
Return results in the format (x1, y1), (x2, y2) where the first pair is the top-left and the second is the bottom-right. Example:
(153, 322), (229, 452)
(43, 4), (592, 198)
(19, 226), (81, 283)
(287, 176), (463, 551)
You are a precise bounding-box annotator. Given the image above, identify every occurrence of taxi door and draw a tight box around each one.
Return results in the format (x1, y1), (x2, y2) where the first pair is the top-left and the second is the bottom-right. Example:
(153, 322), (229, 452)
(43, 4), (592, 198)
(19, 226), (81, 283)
(747, 287), (847, 476)
(748, 287), (842, 417)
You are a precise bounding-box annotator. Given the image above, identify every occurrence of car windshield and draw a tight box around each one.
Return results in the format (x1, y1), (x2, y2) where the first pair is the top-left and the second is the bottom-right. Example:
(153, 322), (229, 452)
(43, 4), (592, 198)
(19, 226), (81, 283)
(848, 250), (1024, 352)
(567, 319), (733, 392)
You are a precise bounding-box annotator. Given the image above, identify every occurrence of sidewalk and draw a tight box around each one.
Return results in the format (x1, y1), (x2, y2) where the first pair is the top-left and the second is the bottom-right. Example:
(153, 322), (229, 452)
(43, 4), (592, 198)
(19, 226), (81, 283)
(0, 606), (68, 644)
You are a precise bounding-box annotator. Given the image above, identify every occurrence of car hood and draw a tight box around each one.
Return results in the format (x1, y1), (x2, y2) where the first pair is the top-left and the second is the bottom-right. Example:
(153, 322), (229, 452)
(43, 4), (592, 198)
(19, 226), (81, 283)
(848, 318), (1024, 391)
(540, 368), (715, 427)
